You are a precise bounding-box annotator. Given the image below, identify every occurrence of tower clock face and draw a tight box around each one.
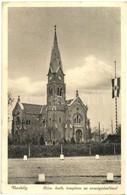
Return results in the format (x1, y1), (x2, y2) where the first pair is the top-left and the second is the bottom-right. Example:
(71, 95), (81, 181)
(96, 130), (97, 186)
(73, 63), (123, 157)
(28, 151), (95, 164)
(58, 76), (61, 80)
(49, 76), (52, 80)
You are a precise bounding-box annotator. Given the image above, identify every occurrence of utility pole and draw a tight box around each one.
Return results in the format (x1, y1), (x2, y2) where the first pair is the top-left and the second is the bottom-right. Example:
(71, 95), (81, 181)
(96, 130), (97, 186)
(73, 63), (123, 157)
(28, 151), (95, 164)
(98, 122), (101, 142)
(28, 144), (30, 158)
(114, 61), (118, 134)
(61, 143), (63, 155)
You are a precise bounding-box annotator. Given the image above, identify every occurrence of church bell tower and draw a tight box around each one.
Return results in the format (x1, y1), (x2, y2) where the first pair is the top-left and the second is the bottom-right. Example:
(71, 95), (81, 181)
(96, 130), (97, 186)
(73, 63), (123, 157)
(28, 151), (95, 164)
(47, 26), (66, 141)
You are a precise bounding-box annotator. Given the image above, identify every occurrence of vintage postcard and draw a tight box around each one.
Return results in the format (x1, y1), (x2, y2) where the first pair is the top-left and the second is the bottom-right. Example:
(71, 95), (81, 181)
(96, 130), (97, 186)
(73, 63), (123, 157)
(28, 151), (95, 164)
(1, 2), (126, 194)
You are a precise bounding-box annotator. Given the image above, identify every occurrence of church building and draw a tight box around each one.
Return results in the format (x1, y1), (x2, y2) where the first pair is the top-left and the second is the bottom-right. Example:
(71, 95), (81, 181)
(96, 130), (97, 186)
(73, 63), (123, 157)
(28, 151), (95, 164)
(12, 26), (91, 144)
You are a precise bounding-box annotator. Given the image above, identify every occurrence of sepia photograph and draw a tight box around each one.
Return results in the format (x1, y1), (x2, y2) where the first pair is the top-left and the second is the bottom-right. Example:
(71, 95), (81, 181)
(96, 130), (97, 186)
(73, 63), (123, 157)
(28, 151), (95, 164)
(2, 2), (126, 194)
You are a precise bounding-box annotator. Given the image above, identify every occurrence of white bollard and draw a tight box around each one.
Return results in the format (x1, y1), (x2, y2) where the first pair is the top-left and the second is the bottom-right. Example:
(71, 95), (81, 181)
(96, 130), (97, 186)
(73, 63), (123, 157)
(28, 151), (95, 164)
(60, 154), (64, 160)
(95, 154), (99, 160)
(38, 174), (45, 183)
(23, 155), (27, 161)
(107, 173), (114, 181)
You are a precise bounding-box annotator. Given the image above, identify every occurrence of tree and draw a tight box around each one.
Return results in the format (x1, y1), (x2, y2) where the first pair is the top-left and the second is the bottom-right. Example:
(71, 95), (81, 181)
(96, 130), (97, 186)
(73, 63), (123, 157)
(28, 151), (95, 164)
(8, 92), (14, 106)
(117, 124), (121, 136)
(40, 136), (45, 145)
(8, 91), (14, 136)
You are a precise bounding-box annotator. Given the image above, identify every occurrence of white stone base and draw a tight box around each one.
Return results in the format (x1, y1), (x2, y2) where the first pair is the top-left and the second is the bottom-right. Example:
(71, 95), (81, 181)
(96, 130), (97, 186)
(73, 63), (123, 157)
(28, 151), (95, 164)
(38, 174), (45, 183)
(107, 173), (114, 181)
(95, 154), (100, 160)
(60, 154), (64, 160)
(23, 155), (27, 161)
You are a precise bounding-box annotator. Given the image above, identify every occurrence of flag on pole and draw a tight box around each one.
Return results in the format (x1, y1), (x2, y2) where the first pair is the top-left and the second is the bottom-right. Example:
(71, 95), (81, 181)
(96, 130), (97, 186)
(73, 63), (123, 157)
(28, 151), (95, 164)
(111, 77), (120, 98)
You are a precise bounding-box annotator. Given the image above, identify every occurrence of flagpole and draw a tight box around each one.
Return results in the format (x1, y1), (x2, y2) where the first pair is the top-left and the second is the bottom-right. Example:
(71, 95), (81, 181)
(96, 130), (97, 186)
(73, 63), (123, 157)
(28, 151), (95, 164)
(114, 61), (118, 134)
(111, 120), (113, 134)
(115, 96), (118, 134)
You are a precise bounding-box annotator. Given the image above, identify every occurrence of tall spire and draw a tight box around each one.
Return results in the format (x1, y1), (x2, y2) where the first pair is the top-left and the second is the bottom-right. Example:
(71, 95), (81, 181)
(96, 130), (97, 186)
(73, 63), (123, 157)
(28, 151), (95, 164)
(54, 25), (58, 46)
(48, 26), (64, 74)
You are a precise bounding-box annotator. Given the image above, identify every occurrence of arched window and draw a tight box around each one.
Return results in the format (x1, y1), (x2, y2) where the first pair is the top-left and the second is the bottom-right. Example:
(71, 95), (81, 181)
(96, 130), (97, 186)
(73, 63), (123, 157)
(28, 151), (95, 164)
(57, 88), (59, 95)
(57, 86), (63, 96)
(16, 116), (20, 125)
(60, 88), (63, 96)
(59, 118), (61, 123)
(73, 114), (82, 123)
(76, 129), (82, 143)
(26, 120), (31, 125)
(49, 87), (53, 95)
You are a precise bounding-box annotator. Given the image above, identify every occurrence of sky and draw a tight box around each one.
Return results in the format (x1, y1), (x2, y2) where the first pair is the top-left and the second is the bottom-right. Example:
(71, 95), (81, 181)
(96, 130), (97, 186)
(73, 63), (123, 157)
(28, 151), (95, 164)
(8, 7), (121, 131)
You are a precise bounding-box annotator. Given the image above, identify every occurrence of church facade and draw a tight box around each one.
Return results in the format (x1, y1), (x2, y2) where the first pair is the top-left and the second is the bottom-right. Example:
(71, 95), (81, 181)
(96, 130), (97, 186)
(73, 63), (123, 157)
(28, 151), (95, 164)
(12, 27), (91, 144)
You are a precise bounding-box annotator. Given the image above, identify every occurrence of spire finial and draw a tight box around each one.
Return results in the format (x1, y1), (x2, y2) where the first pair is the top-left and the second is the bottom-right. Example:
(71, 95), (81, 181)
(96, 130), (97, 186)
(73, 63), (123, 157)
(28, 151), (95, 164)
(54, 25), (57, 45)
(76, 90), (79, 97)
(54, 25), (56, 32)
(18, 95), (20, 102)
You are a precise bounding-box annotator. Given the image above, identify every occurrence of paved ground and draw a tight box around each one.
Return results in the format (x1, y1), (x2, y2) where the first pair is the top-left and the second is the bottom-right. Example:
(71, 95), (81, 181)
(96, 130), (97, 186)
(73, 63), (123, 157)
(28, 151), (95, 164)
(8, 155), (121, 184)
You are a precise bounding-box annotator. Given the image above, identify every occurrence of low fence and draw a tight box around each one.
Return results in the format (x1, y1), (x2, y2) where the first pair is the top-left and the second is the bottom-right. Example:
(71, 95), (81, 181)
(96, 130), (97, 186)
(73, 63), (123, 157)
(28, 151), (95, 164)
(8, 143), (121, 158)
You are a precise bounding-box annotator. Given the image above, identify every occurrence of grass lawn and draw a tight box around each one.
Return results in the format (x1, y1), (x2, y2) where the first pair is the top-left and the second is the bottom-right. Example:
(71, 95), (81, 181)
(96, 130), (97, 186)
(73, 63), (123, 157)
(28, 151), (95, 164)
(8, 155), (121, 184)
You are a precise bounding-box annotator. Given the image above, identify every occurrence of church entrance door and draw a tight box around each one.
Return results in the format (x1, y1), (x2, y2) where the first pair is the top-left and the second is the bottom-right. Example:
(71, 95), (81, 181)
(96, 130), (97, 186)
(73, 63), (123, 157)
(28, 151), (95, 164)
(76, 129), (82, 143)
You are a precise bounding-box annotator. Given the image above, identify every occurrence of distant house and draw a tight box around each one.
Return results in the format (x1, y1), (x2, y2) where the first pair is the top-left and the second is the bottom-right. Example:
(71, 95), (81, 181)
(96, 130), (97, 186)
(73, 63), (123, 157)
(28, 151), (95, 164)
(12, 27), (91, 144)
(90, 131), (107, 142)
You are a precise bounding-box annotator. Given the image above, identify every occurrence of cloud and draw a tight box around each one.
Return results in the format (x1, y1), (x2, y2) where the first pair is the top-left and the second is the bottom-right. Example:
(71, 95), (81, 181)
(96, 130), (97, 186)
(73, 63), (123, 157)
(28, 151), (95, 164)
(8, 55), (120, 104)
(65, 55), (115, 93)
(8, 77), (46, 96)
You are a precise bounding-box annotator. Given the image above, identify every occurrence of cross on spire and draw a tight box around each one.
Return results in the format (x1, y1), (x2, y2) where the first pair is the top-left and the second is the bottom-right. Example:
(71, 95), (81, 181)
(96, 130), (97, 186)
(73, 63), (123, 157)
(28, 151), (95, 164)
(18, 95), (20, 102)
(76, 90), (79, 97)
(54, 25), (57, 45)
(54, 25), (56, 32)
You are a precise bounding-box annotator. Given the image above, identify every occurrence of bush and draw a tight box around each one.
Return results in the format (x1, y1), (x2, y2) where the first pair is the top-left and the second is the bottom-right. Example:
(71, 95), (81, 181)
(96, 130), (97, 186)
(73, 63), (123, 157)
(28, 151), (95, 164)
(8, 143), (121, 158)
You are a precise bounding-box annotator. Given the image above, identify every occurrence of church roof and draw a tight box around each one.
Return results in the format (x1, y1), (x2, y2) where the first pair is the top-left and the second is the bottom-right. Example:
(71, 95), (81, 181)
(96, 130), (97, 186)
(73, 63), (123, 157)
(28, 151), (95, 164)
(18, 102), (24, 110)
(22, 103), (43, 114)
(40, 105), (47, 114)
(66, 94), (88, 110)
(66, 99), (74, 105)
(48, 26), (64, 74)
